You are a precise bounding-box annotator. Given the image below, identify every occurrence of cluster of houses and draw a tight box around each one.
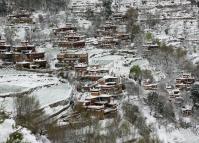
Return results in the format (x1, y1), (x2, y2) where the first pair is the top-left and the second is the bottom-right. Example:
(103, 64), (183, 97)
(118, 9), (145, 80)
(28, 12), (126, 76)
(54, 23), (88, 69)
(54, 39), (124, 116)
(168, 72), (195, 117)
(8, 9), (33, 24)
(51, 23), (126, 116)
(52, 9), (132, 117)
(175, 73), (195, 90)
(0, 40), (47, 69)
(75, 64), (124, 116)
(75, 65), (123, 94)
(0, 9), (48, 70)
(141, 72), (195, 117)
(168, 73), (195, 101)
(53, 23), (85, 49)
(96, 19), (131, 49)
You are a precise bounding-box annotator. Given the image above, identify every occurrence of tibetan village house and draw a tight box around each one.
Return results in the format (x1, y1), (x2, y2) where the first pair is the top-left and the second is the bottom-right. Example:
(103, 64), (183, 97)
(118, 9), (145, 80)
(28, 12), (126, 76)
(8, 10), (33, 24)
(169, 89), (181, 99)
(96, 75), (123, 94)
(143, 42), (159, 51)
(76, 94), (117, 117)
(56, 50), (88, 69)
(181, 105), (192, 116)
(13, 41), (46, 69)
(112, 12), (127, 24)
(53, 23), (77, 36)
(97, 21), (117, 37)
(0, 40), (12, 64)
(97, 37), (118, 49)
(57, 32), (85, 49)
(175, 73), (195, 90)
(143, 83), (158, 90)
(75, 65), (109, 81)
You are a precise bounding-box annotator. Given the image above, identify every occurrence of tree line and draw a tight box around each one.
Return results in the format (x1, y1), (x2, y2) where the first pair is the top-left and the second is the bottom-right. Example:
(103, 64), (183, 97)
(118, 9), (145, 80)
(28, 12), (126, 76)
(0, 0), (71, 16)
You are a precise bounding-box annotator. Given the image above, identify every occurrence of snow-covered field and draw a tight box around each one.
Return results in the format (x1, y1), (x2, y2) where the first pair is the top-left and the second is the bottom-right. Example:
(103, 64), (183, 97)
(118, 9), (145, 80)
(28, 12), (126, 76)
(0, 69), (72, 113)
(0, 70), (59, 89)
(31, 83), (72, 108)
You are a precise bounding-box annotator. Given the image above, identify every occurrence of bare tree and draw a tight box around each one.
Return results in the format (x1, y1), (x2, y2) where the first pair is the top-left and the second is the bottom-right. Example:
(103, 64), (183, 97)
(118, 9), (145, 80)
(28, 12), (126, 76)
(14, 95), (45, 133)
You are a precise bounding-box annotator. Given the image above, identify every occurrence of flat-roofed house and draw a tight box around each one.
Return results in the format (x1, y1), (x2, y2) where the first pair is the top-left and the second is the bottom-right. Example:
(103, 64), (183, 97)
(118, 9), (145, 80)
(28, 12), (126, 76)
(8, 10), (33, 24)
(175, 73), (195, 90)
(97, 75), (123, 94)
(56, 51), (88, 69)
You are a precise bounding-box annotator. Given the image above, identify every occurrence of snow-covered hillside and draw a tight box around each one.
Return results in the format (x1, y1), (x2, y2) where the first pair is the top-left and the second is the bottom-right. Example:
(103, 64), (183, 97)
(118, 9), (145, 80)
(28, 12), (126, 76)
(0, 0), (199, 143)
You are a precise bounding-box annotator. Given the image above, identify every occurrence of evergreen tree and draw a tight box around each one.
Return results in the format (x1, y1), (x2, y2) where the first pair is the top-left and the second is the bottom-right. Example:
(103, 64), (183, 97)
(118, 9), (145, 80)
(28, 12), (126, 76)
(102, 0), (113, 19)
(130, 65), (142, 81)
(191, 84), (199, 105)
(0, 0), (7, 16)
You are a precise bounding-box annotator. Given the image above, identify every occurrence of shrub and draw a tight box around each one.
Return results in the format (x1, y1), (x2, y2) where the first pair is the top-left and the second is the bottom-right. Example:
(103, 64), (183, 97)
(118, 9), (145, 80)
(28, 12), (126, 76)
(142, 69), (153, 82)
(146, 32), (153, 42)
(122, 103), (151, 138)
(125, 7), (138, 29)
(85, 8), (95, 20)
(147, 92), (159, 106)
(131, 25), (140, 41)
(122, 103), (139, 124)
(6, 131), (23, 143)
(175, 48), (187, 60)
(102, 0), (113, 19)
(159, 43), (174, 54)
(0, 111), (8, 124)
(165, 29), (169, 35)
(125, 8), (140, 41)
(46, 122), (65, 143)
(130, 65), (142, 81)
(147, 92), (175, 121)
(191, 84), (199, 105)
(14, 95), (45, 134)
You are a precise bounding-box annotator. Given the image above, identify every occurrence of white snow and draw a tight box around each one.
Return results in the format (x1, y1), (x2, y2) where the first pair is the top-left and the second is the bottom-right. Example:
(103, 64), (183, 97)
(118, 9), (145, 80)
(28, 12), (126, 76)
(0, 119), (49, 143)
(32, 83), (72, 108)
(137, 101), (199, 143)
(0, 119), (15, 142)
(0, 72), (59, 90)
(0, 69), (71, 112)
